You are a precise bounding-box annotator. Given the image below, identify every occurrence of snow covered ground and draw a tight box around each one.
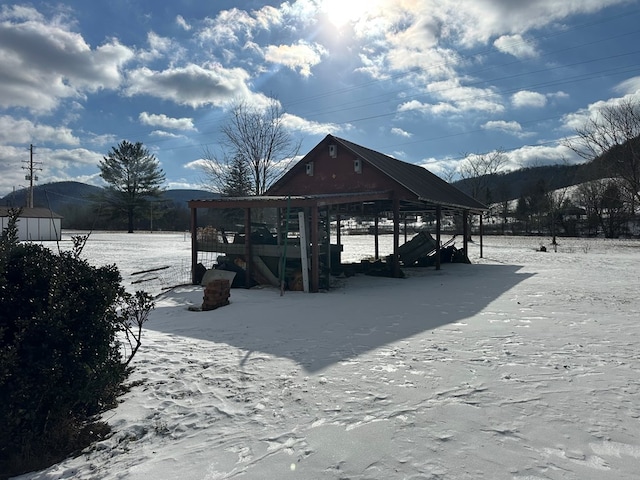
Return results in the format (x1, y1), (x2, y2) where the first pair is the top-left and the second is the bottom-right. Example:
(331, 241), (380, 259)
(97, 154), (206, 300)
(14, 233), (640, 479)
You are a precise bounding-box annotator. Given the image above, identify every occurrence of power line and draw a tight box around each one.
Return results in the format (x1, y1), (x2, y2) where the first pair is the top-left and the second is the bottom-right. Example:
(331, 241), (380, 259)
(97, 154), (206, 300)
(15, 5), (640, 168)
(84, 7), (640, 152)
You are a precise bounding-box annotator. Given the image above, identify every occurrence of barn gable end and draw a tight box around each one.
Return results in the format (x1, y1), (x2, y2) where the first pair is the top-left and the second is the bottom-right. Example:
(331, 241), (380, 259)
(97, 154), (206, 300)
(267, 136), (413, 199)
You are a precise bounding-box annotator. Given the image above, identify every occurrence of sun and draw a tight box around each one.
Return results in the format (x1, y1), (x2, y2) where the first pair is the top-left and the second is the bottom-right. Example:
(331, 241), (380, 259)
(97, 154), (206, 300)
(321, 0), (380, 29)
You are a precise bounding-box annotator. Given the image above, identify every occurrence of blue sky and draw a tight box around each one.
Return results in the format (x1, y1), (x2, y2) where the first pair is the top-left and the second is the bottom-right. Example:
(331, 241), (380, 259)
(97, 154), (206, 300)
(1, 0), (640, 197)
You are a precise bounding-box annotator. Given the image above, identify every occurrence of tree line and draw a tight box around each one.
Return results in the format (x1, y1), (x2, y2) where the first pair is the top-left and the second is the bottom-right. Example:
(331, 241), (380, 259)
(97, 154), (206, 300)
(48, 99), (296, 232)
(60, 98), (640, 237)
(454, 99), (640, 238)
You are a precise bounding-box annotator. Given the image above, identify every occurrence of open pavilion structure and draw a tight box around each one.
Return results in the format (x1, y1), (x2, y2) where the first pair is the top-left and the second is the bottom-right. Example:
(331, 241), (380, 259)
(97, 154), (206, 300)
(188, 135), (487, 292)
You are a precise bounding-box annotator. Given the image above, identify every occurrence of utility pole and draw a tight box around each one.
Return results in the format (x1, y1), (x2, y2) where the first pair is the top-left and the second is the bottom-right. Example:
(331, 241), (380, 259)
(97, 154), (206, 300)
(22, 144), (42, 208)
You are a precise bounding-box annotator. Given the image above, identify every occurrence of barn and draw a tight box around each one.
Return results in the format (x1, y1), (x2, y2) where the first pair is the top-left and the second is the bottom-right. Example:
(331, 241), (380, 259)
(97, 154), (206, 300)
(0, 207), (63, 242)
(188, 135), (487, 292)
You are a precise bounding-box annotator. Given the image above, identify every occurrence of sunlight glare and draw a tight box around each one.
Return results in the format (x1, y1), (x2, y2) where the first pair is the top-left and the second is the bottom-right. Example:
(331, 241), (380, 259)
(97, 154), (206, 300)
(322, 0), (380, 28)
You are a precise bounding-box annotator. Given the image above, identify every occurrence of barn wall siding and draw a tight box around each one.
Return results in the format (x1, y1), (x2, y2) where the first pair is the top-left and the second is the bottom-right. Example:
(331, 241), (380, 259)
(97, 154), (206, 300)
(269, 141), (410, 198)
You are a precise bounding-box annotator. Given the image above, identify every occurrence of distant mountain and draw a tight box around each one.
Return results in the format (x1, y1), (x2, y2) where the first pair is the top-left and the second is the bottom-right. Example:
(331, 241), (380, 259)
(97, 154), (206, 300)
(451, 162), (602, 204)
(162, 189), (218, 205)
(1, 181), (102, 211)
(0, 152), (616, 220)
(0, 182), (215, 212)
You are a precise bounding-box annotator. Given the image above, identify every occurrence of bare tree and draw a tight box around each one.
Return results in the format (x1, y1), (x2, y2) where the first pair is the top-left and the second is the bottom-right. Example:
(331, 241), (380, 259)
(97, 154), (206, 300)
(564, 98), (640, 206)
(546, 187), (570, 243)
(457, 149), (508, 238)
(458, 149), (509, 205)
(574, 179), (630, 238)
(203, 99), (301, 196)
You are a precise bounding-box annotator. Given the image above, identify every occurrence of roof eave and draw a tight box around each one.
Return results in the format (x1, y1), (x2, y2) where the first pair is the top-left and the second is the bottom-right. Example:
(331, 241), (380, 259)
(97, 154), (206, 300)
(418, 197), (488, 212)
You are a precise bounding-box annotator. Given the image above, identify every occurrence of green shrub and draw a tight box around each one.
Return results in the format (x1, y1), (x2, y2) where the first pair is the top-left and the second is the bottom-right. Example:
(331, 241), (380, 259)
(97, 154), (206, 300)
(0, 213), (144, 478)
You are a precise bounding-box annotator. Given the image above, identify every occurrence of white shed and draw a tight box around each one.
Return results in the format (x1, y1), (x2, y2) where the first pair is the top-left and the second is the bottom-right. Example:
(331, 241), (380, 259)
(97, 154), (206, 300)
(0, 207), (63, 241)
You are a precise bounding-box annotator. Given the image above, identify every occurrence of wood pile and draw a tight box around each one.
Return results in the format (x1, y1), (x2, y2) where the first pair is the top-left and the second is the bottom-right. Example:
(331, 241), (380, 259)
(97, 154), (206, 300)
(202, 279), (230, 311)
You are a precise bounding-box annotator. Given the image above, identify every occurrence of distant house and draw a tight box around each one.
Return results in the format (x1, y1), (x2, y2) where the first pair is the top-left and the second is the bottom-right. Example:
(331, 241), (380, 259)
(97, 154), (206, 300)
(189, 135), (487, 292)
(0, 207), (62, 241)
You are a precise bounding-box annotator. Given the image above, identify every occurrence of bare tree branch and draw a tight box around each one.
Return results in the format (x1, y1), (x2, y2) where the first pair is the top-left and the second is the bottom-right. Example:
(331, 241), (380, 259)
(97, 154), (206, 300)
(564, 98), (640, 206)
(218, 99), (301, 195)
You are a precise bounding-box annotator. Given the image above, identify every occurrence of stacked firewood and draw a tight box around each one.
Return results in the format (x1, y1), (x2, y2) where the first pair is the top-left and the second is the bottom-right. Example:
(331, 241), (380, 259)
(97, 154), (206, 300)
(202, 279), (230, 311)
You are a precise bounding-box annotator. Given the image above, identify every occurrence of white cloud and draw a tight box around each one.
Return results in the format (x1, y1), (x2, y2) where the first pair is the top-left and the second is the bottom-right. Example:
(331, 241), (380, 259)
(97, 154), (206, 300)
(0, 144), (106, 196)
(349, 0), (627, 86)
(446, 0), (621, 47)
(166, 180), (201, 190)
(614, 76), (640, 95)
(125, 64), (252, 108)
(264, 41), (327, 77)
(279, 0), (318, 25)
(138, 32), (176, 62)
(253, 5), (283, 29)
(281, 113), (349, 135)
(0, 116), (79, 145)
(562, 92), (640, 132)
(0, 7), (133, 112)
(417, 156), (460, 180)
(184, 159), (209, 171)
(391, 127), (412, 138)
(0, 4), (45, 22)
(149, 130), (187, 139)
(494, 34), (538, 58)
(429, 80), (504, 113)
(398, 100), (460, 115)
(0, 144), (31, 196)
(45, 147), (104, 168)
(505, 143), (577, 170)
(549, 91), (569, 101)
(87, 133), (118, 147)
(482, 120), (530, 137)
(198, 8), (258, 46)
(139, 112), (196, 131)
(176, 15), (191, 31)
(195, 3), (288, 56)
(512, 90), (547, 108)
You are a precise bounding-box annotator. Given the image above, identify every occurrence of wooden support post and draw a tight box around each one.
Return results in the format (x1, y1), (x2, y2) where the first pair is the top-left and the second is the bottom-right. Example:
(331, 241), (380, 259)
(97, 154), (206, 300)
(435, 205), (442, 271)
(276, 207), (282, 280)
(463, 210), (469, 260)
(392, 195), (401, 278)
(325, 207), (331, 286)
(404, 215), (408, 242)
(244, 208), (252, 288)
(311, 205), (320, 292)
(190, 207), (198, 284)
(298, 211), (310, 293)
(374, 215), (379, 260)
(480, 213), (484, 259)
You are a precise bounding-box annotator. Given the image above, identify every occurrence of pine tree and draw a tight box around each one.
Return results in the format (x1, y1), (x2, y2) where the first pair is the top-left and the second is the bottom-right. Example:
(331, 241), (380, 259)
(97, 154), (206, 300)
(98, 141), (165, 233)
(222, 154), (252, 197)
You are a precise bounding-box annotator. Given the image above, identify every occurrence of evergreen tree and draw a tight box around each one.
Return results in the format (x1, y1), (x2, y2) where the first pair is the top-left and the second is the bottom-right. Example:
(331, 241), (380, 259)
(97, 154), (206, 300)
(98, 141), (165, 233)
(222, 154), (252, 197)
(220, 154), (252, 228)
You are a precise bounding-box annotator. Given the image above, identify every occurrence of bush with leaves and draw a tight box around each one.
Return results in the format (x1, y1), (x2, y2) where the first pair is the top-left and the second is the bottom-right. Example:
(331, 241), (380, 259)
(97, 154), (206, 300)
(0, 211), (153, 478)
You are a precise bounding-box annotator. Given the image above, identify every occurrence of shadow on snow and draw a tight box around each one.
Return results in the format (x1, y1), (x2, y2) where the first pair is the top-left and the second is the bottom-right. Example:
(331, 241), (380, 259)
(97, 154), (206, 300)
(146, 263), (533, 373)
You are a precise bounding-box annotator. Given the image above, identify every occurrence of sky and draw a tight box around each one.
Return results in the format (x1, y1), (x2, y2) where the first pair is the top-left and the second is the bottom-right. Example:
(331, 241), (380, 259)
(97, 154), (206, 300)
(2, 0), (640, 198)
